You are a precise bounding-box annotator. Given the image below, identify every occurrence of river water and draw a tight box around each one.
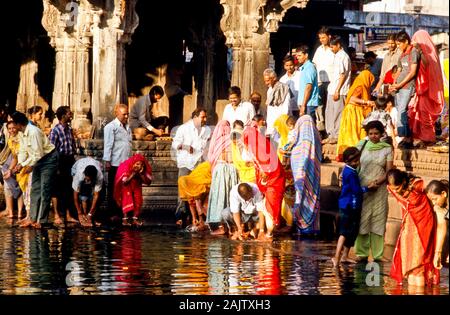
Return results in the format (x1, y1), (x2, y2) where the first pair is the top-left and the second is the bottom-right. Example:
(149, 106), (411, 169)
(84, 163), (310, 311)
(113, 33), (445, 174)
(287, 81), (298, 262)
(0, 222), (448, 295)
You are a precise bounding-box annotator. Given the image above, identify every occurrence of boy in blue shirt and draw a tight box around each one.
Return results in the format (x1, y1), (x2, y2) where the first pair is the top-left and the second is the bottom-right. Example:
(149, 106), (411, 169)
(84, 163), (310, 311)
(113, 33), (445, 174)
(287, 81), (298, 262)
(332, 147), (377, 267)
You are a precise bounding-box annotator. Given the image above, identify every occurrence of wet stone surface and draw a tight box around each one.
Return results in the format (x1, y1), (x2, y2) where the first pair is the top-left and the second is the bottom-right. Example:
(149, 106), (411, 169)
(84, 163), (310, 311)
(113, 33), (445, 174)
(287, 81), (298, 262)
(0, 222), (448, 295)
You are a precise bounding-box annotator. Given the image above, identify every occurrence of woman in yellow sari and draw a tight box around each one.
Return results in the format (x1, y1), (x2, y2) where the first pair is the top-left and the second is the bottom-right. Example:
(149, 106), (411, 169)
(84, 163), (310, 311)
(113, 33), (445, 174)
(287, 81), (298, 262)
(230, 125), (256, 183)
(336, 70), (376, 161)
(178, 161), (212, 228)
(273, 114), (290, 161)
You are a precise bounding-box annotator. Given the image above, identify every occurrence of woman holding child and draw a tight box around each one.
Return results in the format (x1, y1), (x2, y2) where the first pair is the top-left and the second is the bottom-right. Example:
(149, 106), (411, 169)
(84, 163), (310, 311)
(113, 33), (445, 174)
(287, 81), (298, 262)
(336, 70), (376, 161)
(354, 121), (394, 261)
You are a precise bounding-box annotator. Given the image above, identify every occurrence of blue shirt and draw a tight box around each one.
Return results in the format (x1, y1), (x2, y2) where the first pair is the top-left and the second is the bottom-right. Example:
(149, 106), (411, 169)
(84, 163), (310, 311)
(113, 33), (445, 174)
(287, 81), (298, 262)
(338, 165), (368, 210)
(297, 60), (320, 107)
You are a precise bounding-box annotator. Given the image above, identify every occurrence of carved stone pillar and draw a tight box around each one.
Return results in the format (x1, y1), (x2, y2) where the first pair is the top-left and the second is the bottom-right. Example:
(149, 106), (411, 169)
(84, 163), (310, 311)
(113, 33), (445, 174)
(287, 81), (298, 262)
(91, 0), (139, 122)
(16, 56), (40, 113)
(220, 0), (270, 101)
(42, 0), (92, 129)
(220, 0), (309, 101)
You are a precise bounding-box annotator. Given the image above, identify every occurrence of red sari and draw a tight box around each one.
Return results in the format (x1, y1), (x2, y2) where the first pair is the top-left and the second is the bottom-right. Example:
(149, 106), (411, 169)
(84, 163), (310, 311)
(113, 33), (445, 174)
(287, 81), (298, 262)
(388, 179), (439, 286)
(408, 30), (445, 142)
(114, 154), (153, 216)
(243, 126), (285, 226)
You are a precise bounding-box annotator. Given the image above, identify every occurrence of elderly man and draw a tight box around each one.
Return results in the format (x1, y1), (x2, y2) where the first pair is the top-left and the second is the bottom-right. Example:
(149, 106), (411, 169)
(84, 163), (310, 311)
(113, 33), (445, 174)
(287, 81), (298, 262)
(13, 111), (58, 229)
(103, 104), (132, 221)
(263, 68), (290, 137)
(129, 85), (168, 136)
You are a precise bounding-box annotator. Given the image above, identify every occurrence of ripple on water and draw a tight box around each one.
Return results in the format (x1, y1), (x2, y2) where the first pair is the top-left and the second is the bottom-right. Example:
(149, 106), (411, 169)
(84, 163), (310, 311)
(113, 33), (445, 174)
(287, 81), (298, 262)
(0, 226), (448, 295)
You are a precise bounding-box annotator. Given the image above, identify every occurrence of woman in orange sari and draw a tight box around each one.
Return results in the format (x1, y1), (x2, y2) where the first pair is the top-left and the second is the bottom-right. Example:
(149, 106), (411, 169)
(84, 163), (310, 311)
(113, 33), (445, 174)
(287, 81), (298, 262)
(336, 70), (375, 161)
(242, 125), (285, 238)
(386, 169), (440, 287)
(114, 154), (152, 226)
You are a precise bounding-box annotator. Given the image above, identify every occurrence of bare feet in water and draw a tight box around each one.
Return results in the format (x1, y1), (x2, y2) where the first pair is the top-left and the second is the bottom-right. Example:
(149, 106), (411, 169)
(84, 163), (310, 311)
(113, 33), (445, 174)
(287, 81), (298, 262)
(341, 257), (357, 264)
(331, 257), (339, 268)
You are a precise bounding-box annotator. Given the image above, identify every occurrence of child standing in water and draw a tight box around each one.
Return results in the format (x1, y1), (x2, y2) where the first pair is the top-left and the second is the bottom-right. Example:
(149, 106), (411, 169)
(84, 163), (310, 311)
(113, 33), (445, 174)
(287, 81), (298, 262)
(332, 146), (376, 267)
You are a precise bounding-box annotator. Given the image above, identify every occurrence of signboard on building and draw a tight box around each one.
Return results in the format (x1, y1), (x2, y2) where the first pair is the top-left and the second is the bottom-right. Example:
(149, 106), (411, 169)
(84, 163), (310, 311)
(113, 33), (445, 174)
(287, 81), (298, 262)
(365, 27), (403, 41)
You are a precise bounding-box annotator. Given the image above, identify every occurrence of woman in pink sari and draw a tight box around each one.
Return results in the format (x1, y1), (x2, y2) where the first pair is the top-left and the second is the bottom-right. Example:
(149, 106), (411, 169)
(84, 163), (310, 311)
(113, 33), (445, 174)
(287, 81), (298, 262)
(386, 169), (440, 288)
(242, 125), (285, 238)
(114, 154), (152, 226)
(408, 30), (445, 146)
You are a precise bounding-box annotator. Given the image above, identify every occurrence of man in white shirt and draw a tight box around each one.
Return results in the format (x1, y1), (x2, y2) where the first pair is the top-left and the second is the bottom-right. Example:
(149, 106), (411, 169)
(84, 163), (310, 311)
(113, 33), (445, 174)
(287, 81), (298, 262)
(279, 55), (301, 117)
(171, 108), (210, 177)
(263, 68), (290, 137)
(71, 157), (104, 227)
(172, 108), (210, 225)
(312, 27), (335, 131)
(324, 36), (351, 144)
(103, 104), (132, 219)
(220, 182), (265, 240)
(222, 86), (256, 126)
(12, 111), (58, 229)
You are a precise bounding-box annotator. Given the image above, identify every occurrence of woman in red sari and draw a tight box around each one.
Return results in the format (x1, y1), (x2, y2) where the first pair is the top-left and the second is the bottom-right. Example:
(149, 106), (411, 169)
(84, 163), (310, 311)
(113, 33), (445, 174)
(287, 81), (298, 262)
(114, 154), (152, 226)
(386, 169), (440, 287)
(408, 30), (445, 146)
(242, 125), (285, 239)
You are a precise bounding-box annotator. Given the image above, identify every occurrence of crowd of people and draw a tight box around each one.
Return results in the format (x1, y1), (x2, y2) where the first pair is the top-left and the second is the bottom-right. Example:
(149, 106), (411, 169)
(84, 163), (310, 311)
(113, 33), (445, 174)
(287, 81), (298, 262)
(0, 27), (448, 289)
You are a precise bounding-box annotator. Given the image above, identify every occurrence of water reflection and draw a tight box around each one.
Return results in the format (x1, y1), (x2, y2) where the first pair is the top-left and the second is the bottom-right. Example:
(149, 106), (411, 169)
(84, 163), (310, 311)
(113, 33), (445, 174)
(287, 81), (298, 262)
(0, 223), (448, 295)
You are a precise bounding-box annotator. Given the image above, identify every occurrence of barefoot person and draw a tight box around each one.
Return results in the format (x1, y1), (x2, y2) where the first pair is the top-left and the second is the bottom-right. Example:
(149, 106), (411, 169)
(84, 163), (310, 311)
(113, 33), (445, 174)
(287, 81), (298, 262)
(242, 124), (285, 238)
(114, 154), (152, 227)
(425, 180), (449, 269)
(12, 111), (58, 229)
(0, 121), (24, 220)
(221, 182), (264, 240)
(71, 157), (104, 227)
(332, 147), (376, 267)
(387, 169), (440, 287)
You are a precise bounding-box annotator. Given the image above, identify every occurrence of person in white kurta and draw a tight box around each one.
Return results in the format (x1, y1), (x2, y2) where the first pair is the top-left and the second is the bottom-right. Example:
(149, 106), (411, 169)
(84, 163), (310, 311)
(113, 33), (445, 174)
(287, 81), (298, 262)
(263, 68), (290, 136)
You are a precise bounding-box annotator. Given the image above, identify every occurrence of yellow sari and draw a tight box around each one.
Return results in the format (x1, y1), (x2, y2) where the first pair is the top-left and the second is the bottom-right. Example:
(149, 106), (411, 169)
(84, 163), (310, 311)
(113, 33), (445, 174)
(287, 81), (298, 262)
(336, 70), (374, 158)
(178, 161), (212, 200)
(231, 142), (256, 183)
(273, 114), (290, 161)
(7, 137), (29, 193)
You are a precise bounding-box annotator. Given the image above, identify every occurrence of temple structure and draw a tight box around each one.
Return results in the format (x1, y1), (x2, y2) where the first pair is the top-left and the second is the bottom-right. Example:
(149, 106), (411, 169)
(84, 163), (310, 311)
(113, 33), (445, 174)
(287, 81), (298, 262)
(1, 0), (360, 127)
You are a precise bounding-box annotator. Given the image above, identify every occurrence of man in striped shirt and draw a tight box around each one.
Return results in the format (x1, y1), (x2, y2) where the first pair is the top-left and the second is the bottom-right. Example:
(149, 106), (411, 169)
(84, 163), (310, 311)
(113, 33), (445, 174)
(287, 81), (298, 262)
(49, 106), (78, 225)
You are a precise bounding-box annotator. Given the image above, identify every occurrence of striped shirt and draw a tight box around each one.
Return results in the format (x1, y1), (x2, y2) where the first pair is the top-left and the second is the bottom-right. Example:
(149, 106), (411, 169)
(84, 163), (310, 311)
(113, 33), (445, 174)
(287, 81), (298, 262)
(49, 123), (76, 156)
